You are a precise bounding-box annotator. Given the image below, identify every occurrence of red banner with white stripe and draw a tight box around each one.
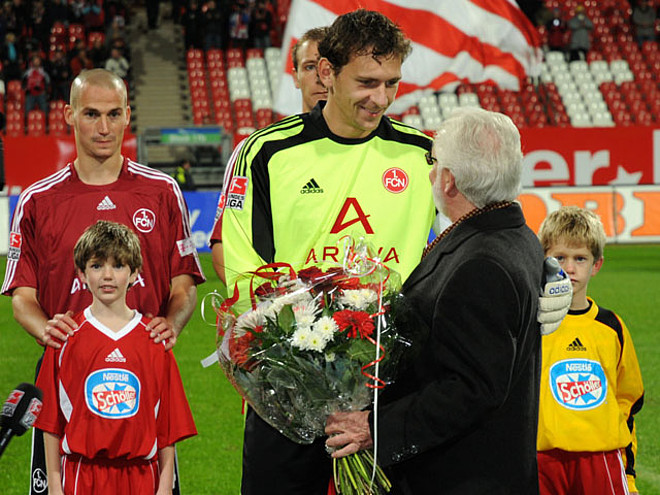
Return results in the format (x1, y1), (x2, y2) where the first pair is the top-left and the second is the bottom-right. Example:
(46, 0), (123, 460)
(274, 0), (542, 116)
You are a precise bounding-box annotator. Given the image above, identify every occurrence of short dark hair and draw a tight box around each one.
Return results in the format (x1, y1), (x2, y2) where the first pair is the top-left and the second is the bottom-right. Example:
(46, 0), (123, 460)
(292, 26), (329, 71)
(74, 220), (143, 273)
(318, 9), (411, 74)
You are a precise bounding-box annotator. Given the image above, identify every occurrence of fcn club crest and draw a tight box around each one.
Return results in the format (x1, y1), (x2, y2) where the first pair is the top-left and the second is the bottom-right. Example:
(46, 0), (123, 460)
(382, 168), (409, 193)
(133, 208), (156, 233)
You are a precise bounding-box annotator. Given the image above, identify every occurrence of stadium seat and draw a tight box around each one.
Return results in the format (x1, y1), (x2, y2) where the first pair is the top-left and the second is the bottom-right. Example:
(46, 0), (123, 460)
(402, 114), (424, 129)
(256, 108), (274, 128)
(570, 112), (591, 127)
(5, 120), (24, 137)
(569, 60), (589, 74)
(422, 114), (443, 130)
(6, 80), (24, 103)
(226, 48), (245, 68)
(591, 112), (615, 127)
(458, 92), (480, 107)
(246, 48), (264, 59)
(187, 49), (204, 62)
(87, 31), (105, 49)
(545, 51), (566, 66)
(28, 120), (46, 137)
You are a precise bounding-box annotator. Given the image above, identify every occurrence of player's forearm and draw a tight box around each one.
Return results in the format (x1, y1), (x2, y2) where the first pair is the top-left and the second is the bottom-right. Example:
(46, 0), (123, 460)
(44, 432), (64, 495)
(167, 274), (197, 336)
(156, 445), (175, 495)
(11, 288), (49, 343)
(211, 242), (227, 284)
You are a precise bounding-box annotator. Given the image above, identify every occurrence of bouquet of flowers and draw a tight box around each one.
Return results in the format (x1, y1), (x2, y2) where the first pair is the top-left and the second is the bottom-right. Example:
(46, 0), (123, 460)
(214, 239), (405, 494)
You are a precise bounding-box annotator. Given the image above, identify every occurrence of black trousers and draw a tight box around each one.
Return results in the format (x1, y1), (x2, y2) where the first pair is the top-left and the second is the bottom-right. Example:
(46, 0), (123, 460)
(241, 407), (332, 495)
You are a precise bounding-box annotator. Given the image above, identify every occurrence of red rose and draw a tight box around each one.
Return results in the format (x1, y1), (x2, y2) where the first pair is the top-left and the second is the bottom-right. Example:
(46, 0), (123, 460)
(297, 266), (327, 283)
(337, 277), (361, 290)
(333, 310), (375, 339)
(255, 282), (277, 298)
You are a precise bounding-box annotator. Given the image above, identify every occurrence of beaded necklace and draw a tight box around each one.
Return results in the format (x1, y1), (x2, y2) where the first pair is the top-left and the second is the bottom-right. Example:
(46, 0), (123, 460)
(421, 201), (513, 259)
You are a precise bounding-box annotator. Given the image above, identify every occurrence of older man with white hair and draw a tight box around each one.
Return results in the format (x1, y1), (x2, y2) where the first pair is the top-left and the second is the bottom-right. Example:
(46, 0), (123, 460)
(326, 108), (544, 495)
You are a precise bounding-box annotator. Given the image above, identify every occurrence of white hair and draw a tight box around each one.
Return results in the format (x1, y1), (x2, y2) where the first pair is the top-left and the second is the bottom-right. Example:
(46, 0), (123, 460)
(433, 107), (522, 208)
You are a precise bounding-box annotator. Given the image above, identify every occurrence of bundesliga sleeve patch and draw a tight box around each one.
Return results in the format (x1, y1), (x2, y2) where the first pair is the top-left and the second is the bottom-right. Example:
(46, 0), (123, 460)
(177, 237), (196, 257)
(226, 176), (248, 210)
(8, 232), (22, 261)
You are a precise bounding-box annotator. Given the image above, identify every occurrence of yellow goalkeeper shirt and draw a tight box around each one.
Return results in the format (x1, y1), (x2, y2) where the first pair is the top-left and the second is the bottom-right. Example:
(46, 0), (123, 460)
(537, 297), (644, 489)
(220, 104), (435, 307)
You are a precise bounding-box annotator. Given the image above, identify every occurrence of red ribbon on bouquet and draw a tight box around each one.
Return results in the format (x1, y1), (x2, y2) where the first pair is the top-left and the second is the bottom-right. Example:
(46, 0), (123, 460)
(247, 262), (298, 309)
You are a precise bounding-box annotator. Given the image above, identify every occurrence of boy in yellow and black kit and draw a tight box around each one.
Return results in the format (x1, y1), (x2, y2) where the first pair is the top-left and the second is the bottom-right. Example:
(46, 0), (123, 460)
(537, 206), (644, 495)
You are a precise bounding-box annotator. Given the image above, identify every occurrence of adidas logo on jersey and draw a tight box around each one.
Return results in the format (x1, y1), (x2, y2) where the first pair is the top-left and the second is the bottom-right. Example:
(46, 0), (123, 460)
(97, 196), (117, 211)
(566, 338), (587, 352)
(300, 178), (324, 194)
(105, 348), (127, 362)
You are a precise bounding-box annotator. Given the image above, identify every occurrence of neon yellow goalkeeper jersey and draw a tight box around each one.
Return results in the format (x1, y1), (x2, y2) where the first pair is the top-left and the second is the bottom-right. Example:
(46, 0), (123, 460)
(220, 104), (435, 303)
(537, 297), (644, 490)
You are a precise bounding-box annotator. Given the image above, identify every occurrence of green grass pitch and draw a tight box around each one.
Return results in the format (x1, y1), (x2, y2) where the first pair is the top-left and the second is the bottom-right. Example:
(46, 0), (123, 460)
(1, 247), (659, 494)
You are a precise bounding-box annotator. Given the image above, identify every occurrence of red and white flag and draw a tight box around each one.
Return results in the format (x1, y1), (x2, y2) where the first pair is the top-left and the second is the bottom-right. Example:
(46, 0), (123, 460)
(274, 0), (542, 115)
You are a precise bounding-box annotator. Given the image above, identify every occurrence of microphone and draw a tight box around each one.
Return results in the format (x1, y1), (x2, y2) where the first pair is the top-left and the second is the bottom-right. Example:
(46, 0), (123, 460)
(0, 383), (43, 459)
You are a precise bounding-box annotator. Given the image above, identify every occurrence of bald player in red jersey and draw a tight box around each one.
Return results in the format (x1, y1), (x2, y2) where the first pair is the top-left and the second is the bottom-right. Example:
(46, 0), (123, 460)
(2, 69), (204, 495)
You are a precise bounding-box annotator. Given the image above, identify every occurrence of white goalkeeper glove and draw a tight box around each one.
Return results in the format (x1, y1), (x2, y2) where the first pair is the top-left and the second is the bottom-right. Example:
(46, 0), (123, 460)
(537, 257), (572, 335)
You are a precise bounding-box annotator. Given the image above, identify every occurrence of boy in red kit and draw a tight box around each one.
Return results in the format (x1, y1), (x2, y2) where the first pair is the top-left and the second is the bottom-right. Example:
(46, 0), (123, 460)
(36, 221), (197, 495)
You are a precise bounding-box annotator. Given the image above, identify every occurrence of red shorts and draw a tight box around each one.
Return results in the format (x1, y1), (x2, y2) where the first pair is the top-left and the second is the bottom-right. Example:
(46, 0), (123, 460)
(537, 449), (630, 495)
(61, 454), (160, 495)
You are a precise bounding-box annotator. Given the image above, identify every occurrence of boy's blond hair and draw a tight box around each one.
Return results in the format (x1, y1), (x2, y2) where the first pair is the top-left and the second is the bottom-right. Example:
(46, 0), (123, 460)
(538, 206), (606, 260)
(74, 220), (143, 273)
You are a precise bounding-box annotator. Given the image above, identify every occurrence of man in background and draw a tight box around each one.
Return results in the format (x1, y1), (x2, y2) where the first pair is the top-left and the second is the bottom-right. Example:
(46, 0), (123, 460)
(291, 26), (328, 112)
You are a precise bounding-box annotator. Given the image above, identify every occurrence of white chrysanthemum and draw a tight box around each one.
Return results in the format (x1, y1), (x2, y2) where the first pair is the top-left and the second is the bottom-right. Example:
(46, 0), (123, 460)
(325, 352), (336, 362)
(307, 331), (326, 352)
(235, 309), (265, 336)
(339, 289), (378, 310)
(291, 327), (314, 350)
(264, 289), (313, 319)
(313, 316), (337, 343)
(293, 300), (319, 328)
(262, 301), (282, 321)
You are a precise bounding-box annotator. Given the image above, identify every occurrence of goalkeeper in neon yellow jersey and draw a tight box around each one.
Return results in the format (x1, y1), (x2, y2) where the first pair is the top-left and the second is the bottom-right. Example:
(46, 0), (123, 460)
(210, 9), (573, 495)
(537, 206), (644, 495)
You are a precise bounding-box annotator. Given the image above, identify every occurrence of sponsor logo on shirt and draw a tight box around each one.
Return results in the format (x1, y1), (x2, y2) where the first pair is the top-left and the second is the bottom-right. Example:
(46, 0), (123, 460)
(2, 389), (24, 417)
(226, 176), (248, 210)
(96, 195), (117, 211)
(177, 237), (196, 257)
(105, 348), (127, 363)
(85, 368), (141, 419)
(330, 198), (374, 234)
(133, 208), (156, 233)
(300, 178), (324, 194)
(8, 232), (22, 261)
(549, 359), (607, 411)
(382, 168), (409, 194)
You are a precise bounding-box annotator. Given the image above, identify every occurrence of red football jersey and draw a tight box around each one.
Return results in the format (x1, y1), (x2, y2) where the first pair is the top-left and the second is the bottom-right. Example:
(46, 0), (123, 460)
(2, 159), (205, 317)
(35, 308), (197, 460)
